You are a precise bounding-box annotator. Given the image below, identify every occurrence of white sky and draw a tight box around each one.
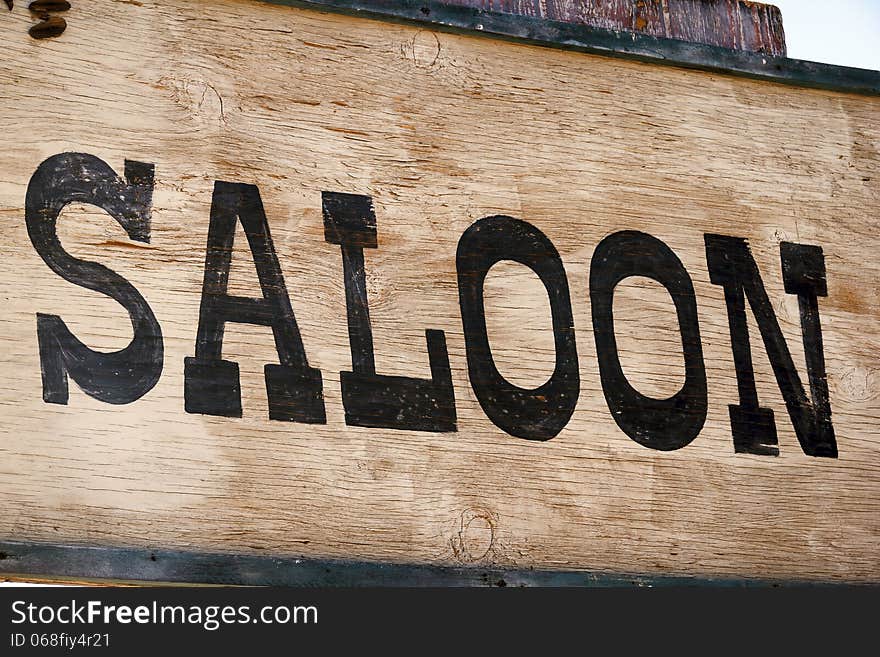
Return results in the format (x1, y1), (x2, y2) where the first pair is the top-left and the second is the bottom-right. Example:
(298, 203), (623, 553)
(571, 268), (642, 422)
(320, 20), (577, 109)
(771, 0), (880, 70)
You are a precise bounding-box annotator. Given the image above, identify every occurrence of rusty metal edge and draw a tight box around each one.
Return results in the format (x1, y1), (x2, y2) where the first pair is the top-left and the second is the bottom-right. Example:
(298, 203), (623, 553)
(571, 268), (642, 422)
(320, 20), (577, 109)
(0, 540), (873, 587)
(259, 0), (880, 96)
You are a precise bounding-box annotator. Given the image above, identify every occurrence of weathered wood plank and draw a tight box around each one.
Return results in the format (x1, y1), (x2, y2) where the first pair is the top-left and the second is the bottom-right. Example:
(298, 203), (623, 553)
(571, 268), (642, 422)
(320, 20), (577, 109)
(440, 0), (787, 55)
(0, 0), (877, 583)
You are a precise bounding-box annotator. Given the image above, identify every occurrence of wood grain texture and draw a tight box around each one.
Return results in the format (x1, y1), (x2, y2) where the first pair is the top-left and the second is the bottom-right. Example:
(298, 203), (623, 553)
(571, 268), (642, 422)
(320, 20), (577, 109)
(0, 0), (877, 583)
(440, 0), (787, 55)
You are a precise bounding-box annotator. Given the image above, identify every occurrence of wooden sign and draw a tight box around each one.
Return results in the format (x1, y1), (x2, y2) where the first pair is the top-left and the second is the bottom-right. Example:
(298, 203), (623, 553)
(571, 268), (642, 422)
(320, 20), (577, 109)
(0, 0), (878, 584)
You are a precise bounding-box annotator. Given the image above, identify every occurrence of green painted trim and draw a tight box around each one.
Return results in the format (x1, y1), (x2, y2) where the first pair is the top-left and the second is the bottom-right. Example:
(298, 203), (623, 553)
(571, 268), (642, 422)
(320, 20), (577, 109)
(259, 0), (880, 96)
(0, 541), (867, 586)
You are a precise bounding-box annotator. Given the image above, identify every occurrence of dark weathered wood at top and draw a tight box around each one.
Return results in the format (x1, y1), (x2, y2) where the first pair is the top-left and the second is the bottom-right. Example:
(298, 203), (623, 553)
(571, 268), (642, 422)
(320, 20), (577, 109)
(441, 0), (786, 55)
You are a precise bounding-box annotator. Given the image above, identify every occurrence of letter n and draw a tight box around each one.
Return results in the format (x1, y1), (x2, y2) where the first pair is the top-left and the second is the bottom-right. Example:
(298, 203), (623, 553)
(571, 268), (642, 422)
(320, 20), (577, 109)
(705, 235), (836, 457)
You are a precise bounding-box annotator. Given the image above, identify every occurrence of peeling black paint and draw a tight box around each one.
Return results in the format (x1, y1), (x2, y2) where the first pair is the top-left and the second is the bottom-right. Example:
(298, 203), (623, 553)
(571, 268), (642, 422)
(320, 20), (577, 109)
(184, 182), (326, 424)
(23, 155), (839, 457)
(323, 191), (457, 432)
(457, 216), (579, 441)
(25, 153), (163, 406)
(591, 231), (707, 451)
(705, 235), (837, 457)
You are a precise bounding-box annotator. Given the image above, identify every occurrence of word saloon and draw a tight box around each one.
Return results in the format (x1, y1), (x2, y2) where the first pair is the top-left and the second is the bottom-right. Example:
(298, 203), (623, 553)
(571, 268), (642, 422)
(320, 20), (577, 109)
(25, 153), (836, 458)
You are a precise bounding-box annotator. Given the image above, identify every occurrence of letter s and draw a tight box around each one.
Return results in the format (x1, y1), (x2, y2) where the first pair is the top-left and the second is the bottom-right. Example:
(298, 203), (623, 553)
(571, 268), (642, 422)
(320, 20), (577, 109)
(25, 152), (162, 405)
(11, 601), (26, 624)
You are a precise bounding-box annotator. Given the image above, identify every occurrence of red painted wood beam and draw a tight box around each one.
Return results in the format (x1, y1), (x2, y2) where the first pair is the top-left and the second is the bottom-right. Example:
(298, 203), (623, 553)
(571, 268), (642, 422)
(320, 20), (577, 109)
(441, 0), (786, 56)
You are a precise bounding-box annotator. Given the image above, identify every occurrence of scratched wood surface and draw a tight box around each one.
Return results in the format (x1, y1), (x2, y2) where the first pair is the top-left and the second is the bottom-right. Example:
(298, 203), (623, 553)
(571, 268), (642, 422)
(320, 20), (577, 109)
(0, 0), (878, 583)
(442, 0), (787, 55)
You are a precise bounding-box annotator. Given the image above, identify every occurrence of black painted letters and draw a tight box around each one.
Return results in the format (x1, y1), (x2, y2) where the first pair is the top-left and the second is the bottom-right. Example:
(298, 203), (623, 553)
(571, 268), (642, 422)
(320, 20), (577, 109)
(705, 235), (836, 457)
(322, 192), (456, 432)
(24, 152), (841, 457)
(591, 231), (708, 451)
(457, 216), (579, 441)
(184, 182), (325, 422)
(26, 152), (163, 405)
